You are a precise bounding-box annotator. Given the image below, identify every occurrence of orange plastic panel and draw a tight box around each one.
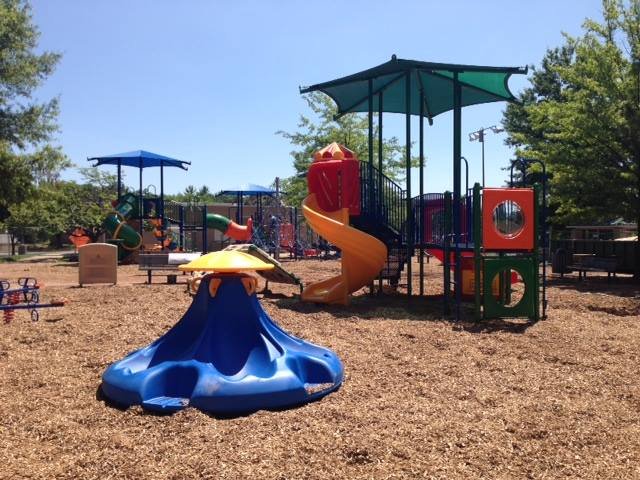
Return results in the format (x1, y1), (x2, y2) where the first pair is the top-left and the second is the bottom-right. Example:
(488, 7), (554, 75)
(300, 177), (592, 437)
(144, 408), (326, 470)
(482, 188), (534, 251)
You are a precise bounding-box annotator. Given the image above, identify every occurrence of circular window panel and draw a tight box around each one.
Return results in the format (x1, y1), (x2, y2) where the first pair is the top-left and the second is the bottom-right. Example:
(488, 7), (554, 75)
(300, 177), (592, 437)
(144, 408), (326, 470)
(492, 200), (524, 238)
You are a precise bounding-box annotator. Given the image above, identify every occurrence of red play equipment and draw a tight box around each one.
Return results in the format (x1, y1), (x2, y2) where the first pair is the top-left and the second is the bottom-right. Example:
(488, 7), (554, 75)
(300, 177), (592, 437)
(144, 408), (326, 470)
(482, 188), (535, 250)
(68, 227), (91, 252)
(307, 143), (361, 215)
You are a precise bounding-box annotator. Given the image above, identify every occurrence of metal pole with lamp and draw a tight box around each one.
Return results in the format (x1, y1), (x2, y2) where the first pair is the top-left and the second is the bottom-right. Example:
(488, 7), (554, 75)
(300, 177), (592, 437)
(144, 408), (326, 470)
(469, 125), (503, 187)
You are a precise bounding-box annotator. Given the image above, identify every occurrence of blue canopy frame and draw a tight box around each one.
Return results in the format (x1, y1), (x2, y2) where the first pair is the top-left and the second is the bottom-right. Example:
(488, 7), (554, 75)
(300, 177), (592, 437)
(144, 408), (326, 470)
(217, 183), (277, 225)
(88, 150), (190, 236)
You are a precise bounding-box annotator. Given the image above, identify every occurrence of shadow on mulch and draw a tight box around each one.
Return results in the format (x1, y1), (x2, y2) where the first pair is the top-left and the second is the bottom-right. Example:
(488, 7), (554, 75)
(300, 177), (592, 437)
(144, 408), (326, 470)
(586, 304), (640, 317)
(44, 316), (65, 323)
(270, 293), (537, 334)
(548, 275), (640, 297)
(17, 257), (66, 264)
(96, 383), (339, 420)
(456, 318), (534, 334)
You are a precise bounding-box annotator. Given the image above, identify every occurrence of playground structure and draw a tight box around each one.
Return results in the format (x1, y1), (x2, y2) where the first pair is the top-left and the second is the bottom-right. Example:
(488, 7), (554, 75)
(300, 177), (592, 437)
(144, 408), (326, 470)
(86, 56), (549, 322)
(301, 143), (387, 305)
(88, 151), (191, 260)
(88, 152), (316, 260)
(0, 277), (65, 322)
(101, 250), (342, 414)
(297, 142), (546, 320)
(299, 56), (547, 321)
(68, 227), (91, 252)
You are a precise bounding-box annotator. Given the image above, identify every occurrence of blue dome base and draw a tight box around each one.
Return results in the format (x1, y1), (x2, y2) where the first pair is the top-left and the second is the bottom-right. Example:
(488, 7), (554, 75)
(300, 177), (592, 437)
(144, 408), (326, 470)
(101, 275), (344, 415)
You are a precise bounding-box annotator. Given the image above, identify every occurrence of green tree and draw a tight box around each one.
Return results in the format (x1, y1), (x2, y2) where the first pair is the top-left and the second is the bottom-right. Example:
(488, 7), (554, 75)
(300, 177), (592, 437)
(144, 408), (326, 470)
(166, 185), (220, 204)
(277, 92), (411, 206)
(5, 168), (118, 250)
(503, 0), (640, 240)
(0, 0), (64, 222)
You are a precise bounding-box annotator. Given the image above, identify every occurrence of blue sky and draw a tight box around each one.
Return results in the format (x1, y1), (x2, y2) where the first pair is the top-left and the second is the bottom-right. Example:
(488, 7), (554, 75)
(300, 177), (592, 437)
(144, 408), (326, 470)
(32, 0), (603, 196)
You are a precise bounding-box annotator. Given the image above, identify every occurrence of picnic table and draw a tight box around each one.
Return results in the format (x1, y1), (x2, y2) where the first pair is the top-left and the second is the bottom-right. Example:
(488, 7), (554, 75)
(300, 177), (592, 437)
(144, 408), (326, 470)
(566, 253), (618, 281)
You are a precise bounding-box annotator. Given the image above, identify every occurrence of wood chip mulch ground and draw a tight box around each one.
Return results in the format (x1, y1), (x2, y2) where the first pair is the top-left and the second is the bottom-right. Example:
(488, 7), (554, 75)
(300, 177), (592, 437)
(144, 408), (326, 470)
(0, 258), (639, 479)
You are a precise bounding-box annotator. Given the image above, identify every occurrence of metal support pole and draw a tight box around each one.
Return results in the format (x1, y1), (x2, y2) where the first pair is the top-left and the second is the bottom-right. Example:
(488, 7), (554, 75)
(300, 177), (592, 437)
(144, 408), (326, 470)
(405, 71), (413, 297)
(179, 205), (184, 250)
(540, 162), (548, 318)
(461, 156), (469, 247)
(202, 206), (208, 254)
(453, 73), (462, 320)
(257, 193), (262, 226)
(419, 93), (425, 296)
(368, 78), (374, 217)
(473, 183), (482, 321)
(533, 184), (540, 321)
(462, 156), (468, 195)
(139, 163), (143, 237)
(275, 177), (281, 260)
(378, 91), (384, 294)
(236, 193), (241, 224)
(481, 136), (485, 188)
(443, 191), (452, 314)
(117, 160), (122, 201)
(160, 161), (164, 248)
(293, 206), (298, 260)
(378, 92), (384, 216)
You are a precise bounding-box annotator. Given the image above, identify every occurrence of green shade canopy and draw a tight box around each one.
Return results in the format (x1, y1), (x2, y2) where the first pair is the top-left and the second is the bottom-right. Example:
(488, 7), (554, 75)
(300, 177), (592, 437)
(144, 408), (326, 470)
(300, 55), (527, 120)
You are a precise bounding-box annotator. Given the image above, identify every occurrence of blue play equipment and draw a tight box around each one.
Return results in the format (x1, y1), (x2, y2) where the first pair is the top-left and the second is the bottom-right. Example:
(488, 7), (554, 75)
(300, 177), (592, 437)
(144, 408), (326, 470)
(101, 252), (343, 414)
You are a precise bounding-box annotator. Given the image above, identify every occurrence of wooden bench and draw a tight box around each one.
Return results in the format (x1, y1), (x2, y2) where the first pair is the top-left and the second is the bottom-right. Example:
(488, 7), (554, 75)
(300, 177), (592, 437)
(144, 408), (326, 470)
(566, 254), (618, 281)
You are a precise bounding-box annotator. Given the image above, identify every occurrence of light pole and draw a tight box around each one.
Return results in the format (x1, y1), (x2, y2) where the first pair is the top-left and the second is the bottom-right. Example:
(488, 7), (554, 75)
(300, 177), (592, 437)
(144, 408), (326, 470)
(469, 125), (503, 187)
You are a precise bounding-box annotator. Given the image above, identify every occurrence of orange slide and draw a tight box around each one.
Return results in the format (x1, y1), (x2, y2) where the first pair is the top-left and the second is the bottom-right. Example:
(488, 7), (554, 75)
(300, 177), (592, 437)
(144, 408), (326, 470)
(301, 193), (387, 305)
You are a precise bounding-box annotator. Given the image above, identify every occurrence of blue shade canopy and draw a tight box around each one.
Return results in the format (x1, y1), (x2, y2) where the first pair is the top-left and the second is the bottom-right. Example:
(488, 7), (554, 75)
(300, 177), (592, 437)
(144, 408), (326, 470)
(300, 55), (528, 119)
(218, 183), (277, 196)
(88, 150), (190, 170)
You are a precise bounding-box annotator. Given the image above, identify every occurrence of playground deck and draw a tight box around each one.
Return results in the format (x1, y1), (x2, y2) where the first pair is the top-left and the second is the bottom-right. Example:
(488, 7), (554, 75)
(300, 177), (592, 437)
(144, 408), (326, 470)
(0, 259), (639, 479)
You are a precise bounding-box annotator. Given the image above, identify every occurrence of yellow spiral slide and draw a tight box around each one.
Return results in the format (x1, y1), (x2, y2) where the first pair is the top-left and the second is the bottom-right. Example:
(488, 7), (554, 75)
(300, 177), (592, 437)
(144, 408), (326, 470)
(301, 193), (387, 305)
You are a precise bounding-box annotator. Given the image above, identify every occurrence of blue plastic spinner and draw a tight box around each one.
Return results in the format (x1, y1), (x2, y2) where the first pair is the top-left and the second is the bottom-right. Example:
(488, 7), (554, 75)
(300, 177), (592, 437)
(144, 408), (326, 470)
(101, 274), (343, 414)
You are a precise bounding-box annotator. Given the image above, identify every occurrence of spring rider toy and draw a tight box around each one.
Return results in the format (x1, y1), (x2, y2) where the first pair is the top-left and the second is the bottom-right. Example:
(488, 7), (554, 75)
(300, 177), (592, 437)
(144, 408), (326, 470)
(101, 250), (344, 414)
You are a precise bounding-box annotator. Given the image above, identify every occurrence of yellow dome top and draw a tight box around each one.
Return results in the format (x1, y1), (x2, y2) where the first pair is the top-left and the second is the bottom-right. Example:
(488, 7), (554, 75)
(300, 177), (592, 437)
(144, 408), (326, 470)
(178, 250), (275, 272)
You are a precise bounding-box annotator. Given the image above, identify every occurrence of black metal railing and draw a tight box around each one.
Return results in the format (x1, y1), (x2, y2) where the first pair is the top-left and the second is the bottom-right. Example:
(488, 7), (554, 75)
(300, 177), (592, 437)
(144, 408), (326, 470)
(164, 201), (182, 224)
(412, 188), (475, 247)
(358, 161), (406, 238)
(412, 193), (445, 246)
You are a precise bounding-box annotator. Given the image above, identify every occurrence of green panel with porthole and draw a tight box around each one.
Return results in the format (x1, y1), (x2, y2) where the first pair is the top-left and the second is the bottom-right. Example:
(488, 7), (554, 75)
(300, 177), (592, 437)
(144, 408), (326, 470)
(483, 256), (536, 319)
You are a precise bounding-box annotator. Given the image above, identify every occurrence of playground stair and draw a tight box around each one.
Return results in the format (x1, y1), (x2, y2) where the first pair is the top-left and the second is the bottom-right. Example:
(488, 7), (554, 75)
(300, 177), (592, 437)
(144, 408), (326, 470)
(379, 245), (409, 286)
(352, 161), (409, 286)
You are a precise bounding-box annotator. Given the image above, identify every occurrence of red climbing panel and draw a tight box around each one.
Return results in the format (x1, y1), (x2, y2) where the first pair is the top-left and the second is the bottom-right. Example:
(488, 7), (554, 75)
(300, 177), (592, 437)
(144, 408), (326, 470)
(307, 143), (360, 215)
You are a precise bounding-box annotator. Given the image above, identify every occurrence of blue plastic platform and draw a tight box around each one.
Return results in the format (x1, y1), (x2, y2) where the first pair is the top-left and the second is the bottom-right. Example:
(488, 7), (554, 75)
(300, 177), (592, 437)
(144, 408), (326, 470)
(101, 274), (343, 414)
